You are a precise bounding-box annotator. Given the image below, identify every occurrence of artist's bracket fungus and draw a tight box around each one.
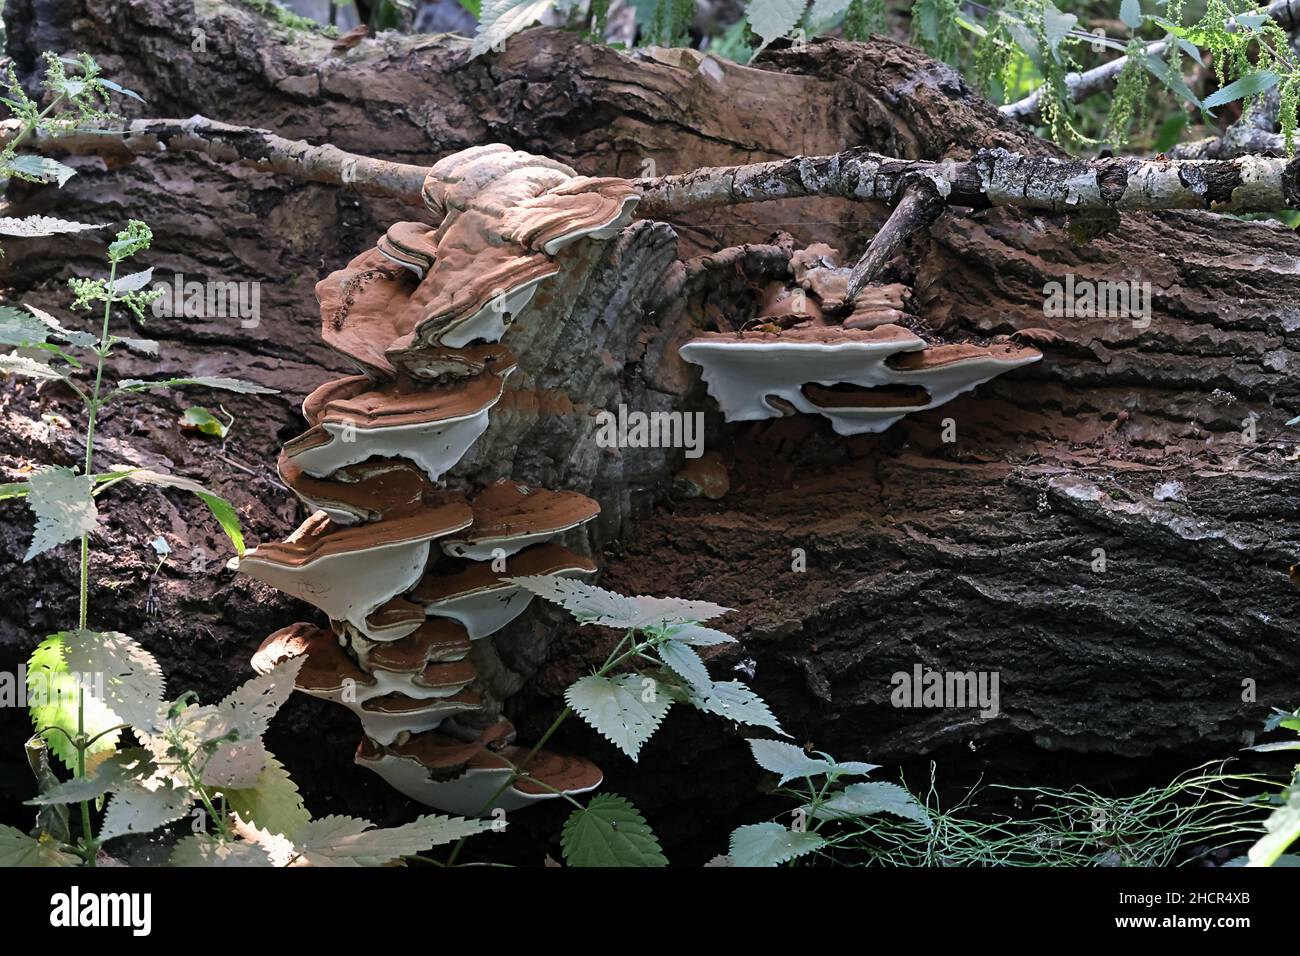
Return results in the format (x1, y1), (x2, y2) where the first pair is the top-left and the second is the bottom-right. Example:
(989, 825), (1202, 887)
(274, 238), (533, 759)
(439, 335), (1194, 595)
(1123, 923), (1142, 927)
(239, 145), (626, 815)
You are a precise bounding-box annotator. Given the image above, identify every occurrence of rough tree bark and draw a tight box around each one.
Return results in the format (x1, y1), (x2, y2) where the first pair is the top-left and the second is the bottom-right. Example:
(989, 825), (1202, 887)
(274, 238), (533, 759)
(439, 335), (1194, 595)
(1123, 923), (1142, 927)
(1, 0), (1297, 861)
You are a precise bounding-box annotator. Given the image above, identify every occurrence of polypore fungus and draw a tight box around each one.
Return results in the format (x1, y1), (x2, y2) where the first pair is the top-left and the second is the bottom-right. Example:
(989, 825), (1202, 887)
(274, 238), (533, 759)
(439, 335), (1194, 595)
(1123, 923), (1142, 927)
(680, 325), (1041, 436)
(241, 144), (635, 815)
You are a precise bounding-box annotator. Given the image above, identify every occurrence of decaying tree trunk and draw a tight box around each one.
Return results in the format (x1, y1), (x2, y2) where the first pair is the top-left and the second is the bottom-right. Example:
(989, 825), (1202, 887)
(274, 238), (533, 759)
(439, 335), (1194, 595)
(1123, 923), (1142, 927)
(2, 0), (1298, 860)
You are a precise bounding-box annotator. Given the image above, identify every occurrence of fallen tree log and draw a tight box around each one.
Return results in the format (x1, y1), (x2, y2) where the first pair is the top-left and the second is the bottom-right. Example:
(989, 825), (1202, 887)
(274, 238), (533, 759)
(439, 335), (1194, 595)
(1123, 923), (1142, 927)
(1, 0), (1297, 859)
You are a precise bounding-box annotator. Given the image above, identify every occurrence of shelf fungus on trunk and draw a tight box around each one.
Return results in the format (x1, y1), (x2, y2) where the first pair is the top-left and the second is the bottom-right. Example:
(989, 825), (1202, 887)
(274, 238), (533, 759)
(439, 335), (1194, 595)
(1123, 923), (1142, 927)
(240, 144), (639, 815)
(355, 726), (603, 816)
(441, 478), (601, 560)
(412, 544), (599, 639)
(283, 358), (517, 481)
(679, 326), (1042, 436)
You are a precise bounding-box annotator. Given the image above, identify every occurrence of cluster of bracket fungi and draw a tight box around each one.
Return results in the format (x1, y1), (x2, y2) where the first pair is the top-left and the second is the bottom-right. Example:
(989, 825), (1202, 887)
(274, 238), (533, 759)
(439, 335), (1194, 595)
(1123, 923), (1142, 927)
(236, 145), (1042, 818)
(238, 145), (638, 815)
(679, 243), (1043, 436)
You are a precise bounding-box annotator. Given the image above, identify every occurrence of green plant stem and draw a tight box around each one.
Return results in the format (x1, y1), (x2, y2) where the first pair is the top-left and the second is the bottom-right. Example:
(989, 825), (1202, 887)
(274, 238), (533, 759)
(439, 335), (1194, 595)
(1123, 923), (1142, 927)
(445, 629), (637, 865)
(70, 257), (118, 865)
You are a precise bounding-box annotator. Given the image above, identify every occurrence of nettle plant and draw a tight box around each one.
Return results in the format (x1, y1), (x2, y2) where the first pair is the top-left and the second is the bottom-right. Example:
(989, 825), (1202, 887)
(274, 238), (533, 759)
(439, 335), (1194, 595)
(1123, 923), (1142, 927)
(0, 224), (495, 866)
(471, 577), (789, 866)
(1243, 705), (1300, 866)
(725, 738), (928, 866)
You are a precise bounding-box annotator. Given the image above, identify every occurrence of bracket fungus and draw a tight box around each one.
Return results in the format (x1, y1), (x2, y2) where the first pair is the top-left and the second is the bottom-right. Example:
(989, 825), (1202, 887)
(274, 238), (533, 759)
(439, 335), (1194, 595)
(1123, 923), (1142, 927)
(240, 145), (632, 815)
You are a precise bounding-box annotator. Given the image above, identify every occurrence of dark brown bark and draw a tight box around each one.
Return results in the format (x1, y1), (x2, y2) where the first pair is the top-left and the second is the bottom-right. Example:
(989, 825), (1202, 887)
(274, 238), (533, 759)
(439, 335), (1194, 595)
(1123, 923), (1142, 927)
(1, 0), (1296, 860)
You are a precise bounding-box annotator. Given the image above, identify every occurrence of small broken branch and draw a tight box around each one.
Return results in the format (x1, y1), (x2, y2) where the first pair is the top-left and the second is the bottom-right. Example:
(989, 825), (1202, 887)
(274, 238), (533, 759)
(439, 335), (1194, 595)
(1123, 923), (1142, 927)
(844, 180), (945, 301)
(1000, 0), (1300, 124)
(0, 115), (428, 204)
(11, 116), (1300, 219)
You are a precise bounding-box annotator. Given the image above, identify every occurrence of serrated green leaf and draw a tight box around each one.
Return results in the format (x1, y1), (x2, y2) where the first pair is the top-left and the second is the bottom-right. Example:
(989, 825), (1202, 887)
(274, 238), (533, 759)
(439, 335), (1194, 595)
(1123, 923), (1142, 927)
(290, 813), (493, 866)
(1042, 1), (1077, 61)
(24, 466), (97, 561)
(0, 350), (63, 382)
(0, 216), (102, 238)
(561, 794), (667, 867)
(664, 623), (735, 646)
(1119, 0), (1142, 30)
(746, 0), (806, 49)
(657, 639), (711, 691)
(107, 467), (245, 555)
(98, 780), (193, 841)
(59, 629), (166, 734)
(747, 738), (834, 783)
(25, 735), (70, 844)
(218, 657), (304, 741)
(112, 268), (154, 295)
(1248, 790), (1300, 867)
(201, 737), (269, 790)
(0, 824), (79, 866)
(27, 635), (121, 772)
(25, 749), (155, 806)
(471, 0), (557, 57)
(509, 576), (731, 630)
(1203, 70), (1279, 110)
(222, 753), (310, 838)
(807, 0), (852, 29)
(687, 680), (784, 734)
(168, 834), (273, 867)
(729, 822), (825, 867)
(806, 781), (930, 826)
(565, 673), (672, 761)
(0, 307), (54, 348)
(4, 155), (77, 187)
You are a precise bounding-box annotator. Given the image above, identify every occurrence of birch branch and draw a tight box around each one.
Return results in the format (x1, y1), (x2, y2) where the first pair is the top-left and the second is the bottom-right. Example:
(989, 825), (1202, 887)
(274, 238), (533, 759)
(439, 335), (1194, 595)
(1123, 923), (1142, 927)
(0, 115), (429, 203)
(9, 116), (1300, 216)
(1000, 0), (1300, 124)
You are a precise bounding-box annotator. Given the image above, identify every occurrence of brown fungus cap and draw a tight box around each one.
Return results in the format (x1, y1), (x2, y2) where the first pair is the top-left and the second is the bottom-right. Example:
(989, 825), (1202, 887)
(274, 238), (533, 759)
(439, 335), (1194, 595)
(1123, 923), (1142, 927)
(317, 248), (419, 378)
(412, 543), (598, 604)
(251, 623), (374, 695)
(441, 479), (601, 559)
(277, 454), (440, 524)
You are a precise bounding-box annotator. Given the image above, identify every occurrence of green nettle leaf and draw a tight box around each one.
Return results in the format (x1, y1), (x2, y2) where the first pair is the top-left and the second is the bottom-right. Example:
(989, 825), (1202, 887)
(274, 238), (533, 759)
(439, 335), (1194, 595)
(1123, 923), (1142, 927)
(200, 737), (270, 790)
(25, 735), (70, 844)
(0, 481), (29, 501)
(747, 738), (835, 783)
(729, 822), (826, 867)
(98, 781), (194, 842)
(111, 267), (154, 294)
(116, 376), (277, 395)
(0, 350), (63, 382)
(59, 629), (167, 734)
(108, 467), (246, 555)
(5, 155), (77, 187)
(290, 813), (494, 866)
(664, 623), (736, 646)
(806, 781), (930, 826)
(657, 639), (711, 691)
(1248, 790), (1300, 867)
(0, 824), (79, 867)
(746, 0), (807, 49)
(24, 465), (98, 561)
(561, 793), (668, 867)
(471, 0), (558, 58)
(217, 657), (305, 741)
(180, 406), (229, 438)
(24, 749), (155, 806)
(24, 305), (97, 347)
(565, 673), (673, 760)
(1119, 0), (1142, 31)
(1202, 70), (1280, 110)
(117, 336), (160, 355)
(27, 635), (122, 771)
(1042, 1), (1078, 61)
(1142, 52), (1204, 110)
(0, 216), (102, 238)
(0, 306), (55, 347)
(222, 753), (311, 838)
(509, 576), (731, 629)
(687, 680), (785, 734)
(807, 0), (853, 30)
(168, 835), (274, 867)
